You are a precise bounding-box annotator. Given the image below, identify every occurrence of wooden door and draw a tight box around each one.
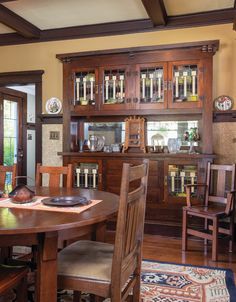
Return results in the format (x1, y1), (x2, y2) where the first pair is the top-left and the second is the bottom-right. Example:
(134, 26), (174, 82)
(0, 87), (27, 179)
(167, 60), (204, 109)
(134, 62), (168, 110)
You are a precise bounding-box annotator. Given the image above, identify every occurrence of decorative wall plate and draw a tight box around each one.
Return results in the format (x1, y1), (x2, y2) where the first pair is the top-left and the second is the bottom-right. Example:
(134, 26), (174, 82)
(45, 97), (62, 114)
(214, 95), (233, 111)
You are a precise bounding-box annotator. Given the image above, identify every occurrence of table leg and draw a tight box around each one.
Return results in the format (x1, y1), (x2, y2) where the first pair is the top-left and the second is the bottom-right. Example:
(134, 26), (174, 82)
(94, 221), (107, 242)
(36, 231), (58, 302)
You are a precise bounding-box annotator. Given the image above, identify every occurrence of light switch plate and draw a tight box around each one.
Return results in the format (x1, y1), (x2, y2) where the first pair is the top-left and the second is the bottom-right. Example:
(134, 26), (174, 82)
(49, 131), (60, 140)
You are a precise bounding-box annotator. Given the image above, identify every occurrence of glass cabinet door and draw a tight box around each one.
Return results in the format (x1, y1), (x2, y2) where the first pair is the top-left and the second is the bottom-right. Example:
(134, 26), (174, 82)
(99, 65), (131, 110)
(164, 162), (198, 202)
(134, 63), (168, 109)
(168, 61), (203, 108)
(73, 69), (98, 110)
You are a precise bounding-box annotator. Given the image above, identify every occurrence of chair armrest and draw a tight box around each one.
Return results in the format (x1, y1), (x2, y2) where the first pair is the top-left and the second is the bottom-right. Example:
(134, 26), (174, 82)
(225, 190), (236, 215)
(185, 184), (207, 207)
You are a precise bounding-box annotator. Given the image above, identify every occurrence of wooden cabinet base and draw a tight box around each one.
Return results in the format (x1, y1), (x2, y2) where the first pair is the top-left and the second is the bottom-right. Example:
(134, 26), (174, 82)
(61, 152), (215, 236)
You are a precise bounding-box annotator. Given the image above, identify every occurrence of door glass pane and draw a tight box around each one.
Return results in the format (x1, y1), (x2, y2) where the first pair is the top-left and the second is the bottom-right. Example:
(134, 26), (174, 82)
(140, 67), (164, 103)
(74, 70), (96, 105)
(3, 100), (18, 166)
(103, 69), (125, 104)
(173, 65), (198, 102)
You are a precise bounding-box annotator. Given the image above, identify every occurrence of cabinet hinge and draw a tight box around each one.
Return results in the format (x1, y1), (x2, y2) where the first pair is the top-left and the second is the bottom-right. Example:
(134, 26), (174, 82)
(199, 67), (205, 73)
(129, 52), (135, 58)
(199, 95), (205, 101)
(71, 73), (75, 81)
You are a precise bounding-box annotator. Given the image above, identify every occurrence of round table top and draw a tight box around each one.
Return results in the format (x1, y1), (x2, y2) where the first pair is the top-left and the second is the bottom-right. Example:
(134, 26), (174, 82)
(0, 187), (119, 235)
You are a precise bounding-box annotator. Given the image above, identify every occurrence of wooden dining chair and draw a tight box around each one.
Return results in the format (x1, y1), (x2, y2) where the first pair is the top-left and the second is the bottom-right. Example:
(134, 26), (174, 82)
(0, 265), (28, 301)
(0, 164), (17, 190)
(57, 159), (149, 302)
(35, 163), (73, 188)
(182, 162), (236, 261)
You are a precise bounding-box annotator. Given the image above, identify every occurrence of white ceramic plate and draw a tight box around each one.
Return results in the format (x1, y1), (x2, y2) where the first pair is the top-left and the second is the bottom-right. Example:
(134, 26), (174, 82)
(45, 97), (62, 114)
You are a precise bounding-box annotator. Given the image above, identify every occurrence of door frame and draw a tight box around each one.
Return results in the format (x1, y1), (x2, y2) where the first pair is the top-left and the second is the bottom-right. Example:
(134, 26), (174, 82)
(0, 70), (44, 170)
(0, 87), (27, 176)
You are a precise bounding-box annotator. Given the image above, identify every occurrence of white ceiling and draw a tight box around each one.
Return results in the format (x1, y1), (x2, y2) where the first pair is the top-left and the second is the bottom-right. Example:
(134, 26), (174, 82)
(0, 0), (235, 34)
(3, 0), (148, 30)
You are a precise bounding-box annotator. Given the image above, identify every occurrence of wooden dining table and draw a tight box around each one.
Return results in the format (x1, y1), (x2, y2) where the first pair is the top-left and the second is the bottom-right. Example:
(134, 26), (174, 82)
(0, 187), (119, 302)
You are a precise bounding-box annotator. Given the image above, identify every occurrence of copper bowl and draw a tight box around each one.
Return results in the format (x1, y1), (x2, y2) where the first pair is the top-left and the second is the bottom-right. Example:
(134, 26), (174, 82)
(9, 185), (35, 204)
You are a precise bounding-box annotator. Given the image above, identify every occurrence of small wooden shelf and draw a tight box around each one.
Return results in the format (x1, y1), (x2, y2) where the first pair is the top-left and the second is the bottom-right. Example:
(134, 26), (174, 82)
(38, 114), (63, 124)
(213, 110), (236, 123)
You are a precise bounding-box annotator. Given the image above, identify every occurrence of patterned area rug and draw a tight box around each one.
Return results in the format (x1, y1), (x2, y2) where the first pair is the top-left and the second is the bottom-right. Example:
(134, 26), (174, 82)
(58, 260), (236, 302)
(1, 260), (235, 302)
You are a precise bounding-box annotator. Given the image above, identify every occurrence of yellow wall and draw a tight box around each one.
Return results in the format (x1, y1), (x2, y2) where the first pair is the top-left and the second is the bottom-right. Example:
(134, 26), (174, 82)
(0, 23), (235, 111)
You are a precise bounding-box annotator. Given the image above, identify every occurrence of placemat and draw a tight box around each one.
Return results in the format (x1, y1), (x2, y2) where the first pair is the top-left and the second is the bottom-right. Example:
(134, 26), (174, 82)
(0, 197), (101, 214)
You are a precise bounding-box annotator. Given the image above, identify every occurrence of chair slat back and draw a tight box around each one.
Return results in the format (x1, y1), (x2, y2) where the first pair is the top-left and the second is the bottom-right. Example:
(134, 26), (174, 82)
(35, 163), (73, 188)
(0, 164), (17, 190)
(111, 159), (149, 293)
(206, 163), (236, 207)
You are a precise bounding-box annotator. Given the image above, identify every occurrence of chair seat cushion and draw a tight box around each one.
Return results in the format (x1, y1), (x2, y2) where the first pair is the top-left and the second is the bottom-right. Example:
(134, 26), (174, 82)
(183, 204), (226, 217)
(58, 240), (114, 282)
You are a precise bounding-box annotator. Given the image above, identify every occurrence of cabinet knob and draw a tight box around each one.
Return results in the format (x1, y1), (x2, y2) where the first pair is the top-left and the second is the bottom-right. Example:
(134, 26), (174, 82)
(168, 80), (173, 90)
(164, 175), (168, 186)
(164, 81), (168, 91)
(98, 173), (102, 183)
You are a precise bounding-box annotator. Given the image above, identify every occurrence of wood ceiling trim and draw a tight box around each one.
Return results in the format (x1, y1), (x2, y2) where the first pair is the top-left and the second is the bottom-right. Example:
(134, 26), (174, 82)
(0, 8), (234, 46)
(167, 8), (236, 28)
(0, 4), (40, 38)
(56, 40), (219, 62)
(141, 0), (167, 26)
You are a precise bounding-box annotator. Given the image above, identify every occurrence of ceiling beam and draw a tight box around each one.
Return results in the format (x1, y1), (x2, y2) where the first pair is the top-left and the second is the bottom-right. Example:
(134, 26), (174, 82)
(141, 0), (167, 26)
(0, 8), (234, 46)
(0, 4), (40, 38)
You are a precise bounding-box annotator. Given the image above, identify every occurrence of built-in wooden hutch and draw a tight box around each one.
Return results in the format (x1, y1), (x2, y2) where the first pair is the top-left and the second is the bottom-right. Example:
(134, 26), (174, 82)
(56, 40), (219, 235)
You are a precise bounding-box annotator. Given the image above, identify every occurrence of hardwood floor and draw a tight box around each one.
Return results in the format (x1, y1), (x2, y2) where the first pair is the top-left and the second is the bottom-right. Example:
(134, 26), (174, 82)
(142, 234), (236, 279)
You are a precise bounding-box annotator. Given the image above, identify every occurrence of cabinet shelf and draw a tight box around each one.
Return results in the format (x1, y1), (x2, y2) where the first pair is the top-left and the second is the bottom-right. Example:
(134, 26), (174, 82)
(70, 107), (202, 117)
(58, 151), (216, 159)
(38, 114), (63, 124)
(213, 110), (236, 123)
